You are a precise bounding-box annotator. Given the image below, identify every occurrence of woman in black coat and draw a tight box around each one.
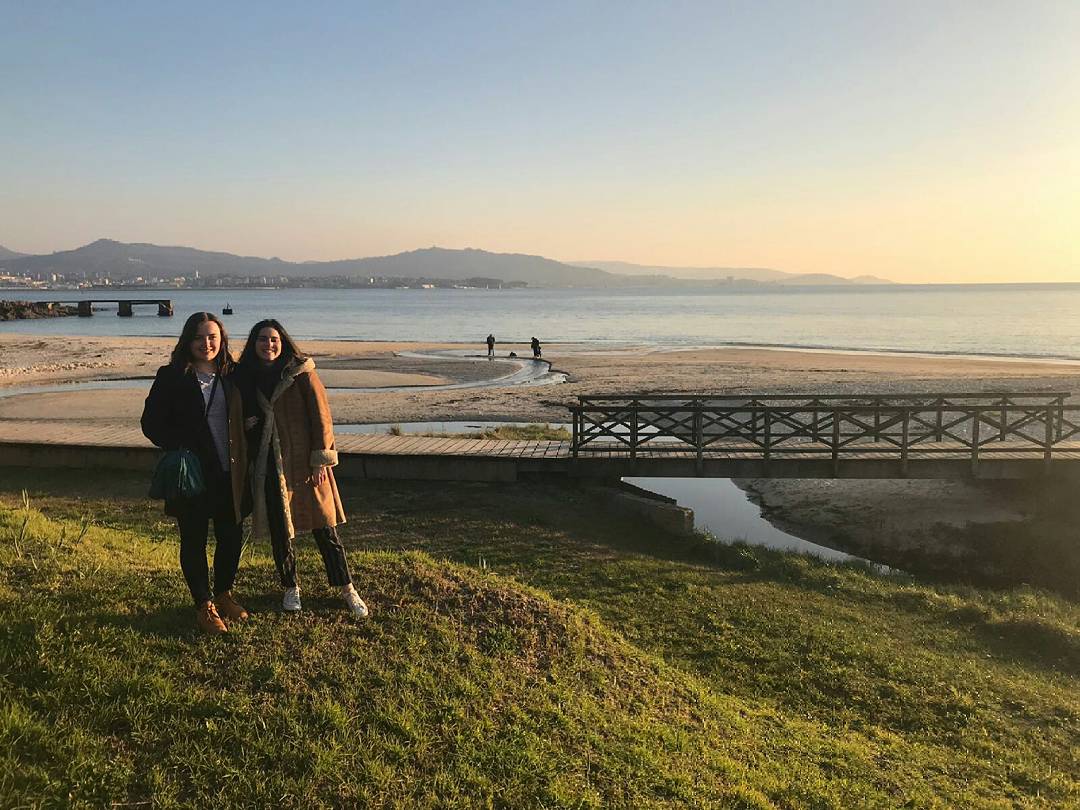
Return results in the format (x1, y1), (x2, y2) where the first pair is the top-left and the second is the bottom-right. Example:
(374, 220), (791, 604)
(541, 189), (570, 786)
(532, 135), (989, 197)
(141, 312), (249, 635)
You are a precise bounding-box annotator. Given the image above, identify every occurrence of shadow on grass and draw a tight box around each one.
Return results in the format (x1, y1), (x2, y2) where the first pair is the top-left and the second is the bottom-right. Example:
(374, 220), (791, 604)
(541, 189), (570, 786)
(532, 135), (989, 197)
(341, 480), (1080, 678)
(4, 469), (1076, 676)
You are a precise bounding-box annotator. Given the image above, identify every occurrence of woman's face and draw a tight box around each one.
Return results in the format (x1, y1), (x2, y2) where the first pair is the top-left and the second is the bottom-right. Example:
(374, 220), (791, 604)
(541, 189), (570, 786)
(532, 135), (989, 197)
(189, 321), (221, 364)
(255, 327), (283, 363)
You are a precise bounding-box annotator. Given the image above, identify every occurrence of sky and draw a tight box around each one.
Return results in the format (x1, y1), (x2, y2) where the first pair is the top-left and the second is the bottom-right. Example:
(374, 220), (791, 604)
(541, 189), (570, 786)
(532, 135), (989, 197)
(1, 1), (1078, 283)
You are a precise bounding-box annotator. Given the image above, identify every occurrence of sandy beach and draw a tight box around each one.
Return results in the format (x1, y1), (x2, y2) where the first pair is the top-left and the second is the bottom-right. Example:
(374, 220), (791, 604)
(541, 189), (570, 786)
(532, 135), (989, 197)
(4, 332), (1079, 563)
(5, 333), (1080, 423)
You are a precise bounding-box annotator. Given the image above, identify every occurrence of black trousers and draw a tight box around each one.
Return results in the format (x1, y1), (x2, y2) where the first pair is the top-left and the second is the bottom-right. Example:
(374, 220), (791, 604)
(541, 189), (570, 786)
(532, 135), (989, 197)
(176, 487), (243, 606)
(265, 467), (351, 588)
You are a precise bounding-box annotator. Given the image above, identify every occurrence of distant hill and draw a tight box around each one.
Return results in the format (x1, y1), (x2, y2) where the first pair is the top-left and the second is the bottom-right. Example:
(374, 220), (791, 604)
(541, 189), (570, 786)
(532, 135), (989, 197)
(6, 238), (294, 279)
(576, 260), (790, 282)
(0, 245), (28, 261)
(317, 247), (616, 286)
(5, 240), (618, 287)
(576, 260), (893, 285)
(4, 239), (892, 287)
(781, 272), (894, 286)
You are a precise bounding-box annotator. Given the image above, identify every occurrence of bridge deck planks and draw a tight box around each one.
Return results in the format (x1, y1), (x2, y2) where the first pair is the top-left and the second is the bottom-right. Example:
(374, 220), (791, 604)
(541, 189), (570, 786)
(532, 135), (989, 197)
(3, 420), (1080, 477)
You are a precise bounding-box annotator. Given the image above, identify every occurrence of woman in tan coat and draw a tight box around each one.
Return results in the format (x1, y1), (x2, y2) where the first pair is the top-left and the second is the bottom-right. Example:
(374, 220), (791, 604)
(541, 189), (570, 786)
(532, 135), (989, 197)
(236, 319), (368, 618)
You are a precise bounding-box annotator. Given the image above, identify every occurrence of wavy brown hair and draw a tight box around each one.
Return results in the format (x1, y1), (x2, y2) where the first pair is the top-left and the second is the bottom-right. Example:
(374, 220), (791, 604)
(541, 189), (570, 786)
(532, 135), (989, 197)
(237, 318), (307, 367)
(169, 311), (234, 373)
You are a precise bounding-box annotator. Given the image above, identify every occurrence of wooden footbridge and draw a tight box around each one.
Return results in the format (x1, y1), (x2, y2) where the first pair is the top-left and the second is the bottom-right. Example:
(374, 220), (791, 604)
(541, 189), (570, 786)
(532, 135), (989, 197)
(568, 392), (1080, 479)
(1, 391), (1079, 482)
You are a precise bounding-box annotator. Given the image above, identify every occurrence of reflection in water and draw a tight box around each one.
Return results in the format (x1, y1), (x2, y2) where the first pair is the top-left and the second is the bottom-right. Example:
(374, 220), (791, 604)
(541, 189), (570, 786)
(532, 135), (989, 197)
(626, 477), (867, 564)
(0, 379), (151, 398)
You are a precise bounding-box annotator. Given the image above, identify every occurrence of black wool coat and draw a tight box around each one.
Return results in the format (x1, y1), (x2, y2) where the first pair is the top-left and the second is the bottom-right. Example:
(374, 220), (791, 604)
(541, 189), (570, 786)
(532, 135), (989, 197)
(140, 363), (249, 521)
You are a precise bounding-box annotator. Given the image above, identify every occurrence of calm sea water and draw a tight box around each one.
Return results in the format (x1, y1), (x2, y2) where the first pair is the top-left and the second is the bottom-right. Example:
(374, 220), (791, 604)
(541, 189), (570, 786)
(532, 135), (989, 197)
(5, 284), (1079, 360)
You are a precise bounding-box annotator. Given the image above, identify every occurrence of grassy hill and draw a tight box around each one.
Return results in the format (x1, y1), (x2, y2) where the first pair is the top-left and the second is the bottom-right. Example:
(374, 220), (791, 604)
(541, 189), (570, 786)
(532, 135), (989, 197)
(2, 469), (1078, 807)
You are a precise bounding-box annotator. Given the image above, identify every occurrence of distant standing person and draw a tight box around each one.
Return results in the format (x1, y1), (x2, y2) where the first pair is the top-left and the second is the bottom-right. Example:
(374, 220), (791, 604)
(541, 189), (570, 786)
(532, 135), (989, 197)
(531, 336), (542, 359)
(486, 333), (495, 359)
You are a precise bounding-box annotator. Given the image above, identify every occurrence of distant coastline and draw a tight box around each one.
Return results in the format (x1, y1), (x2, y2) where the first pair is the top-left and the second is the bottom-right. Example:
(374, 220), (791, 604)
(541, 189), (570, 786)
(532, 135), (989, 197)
(2, 284), (1078, 363)
(0, 238), (890, 290)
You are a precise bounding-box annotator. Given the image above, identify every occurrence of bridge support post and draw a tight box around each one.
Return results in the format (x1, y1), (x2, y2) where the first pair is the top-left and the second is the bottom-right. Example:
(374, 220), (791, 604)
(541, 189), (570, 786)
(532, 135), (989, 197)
(971, 410), (981, 477)
(118, 301), (133, 317)
(831, 408), (840, 477)
(158, 300), (173, 316)
(694, 407), (703, 476)
(571, 410), (579, 459)
(77, 301), (92, 317)
(901, 408), (910, 477)
(763, 408), (772, 474)
(1045, 405), (1054, 474)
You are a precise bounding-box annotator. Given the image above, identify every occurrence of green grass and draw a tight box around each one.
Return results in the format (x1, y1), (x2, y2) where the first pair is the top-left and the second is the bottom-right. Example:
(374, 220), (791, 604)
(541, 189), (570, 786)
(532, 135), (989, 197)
(1, 468), (1078, 808)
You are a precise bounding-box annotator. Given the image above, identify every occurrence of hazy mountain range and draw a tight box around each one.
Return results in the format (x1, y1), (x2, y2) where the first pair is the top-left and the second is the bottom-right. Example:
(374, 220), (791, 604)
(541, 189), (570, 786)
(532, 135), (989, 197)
(0, 239), (892, 287)
(577, 260), (892, 285)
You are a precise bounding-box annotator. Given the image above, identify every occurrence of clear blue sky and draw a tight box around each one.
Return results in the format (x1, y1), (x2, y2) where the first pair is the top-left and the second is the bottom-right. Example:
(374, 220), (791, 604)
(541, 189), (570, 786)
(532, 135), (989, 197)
(2, 1), (1078, 282)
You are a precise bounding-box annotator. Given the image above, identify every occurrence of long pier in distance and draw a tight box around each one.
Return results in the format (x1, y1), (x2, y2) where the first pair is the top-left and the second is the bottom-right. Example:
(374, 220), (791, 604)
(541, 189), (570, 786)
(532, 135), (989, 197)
(45, 298), (174, 317)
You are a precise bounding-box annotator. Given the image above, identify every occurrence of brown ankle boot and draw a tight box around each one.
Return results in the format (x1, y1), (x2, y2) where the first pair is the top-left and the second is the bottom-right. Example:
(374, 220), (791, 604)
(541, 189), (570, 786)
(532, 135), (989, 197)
(215, 591), (249, 622)
(196, 601), (228, 635)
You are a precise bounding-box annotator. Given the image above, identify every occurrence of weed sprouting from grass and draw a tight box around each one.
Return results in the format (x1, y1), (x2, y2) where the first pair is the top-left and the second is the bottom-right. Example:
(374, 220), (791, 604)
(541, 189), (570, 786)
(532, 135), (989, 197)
(13, 490), (33, 561)
(74, 516), (91, 548)
(240, 527), (256, 563)
(477, 423), (571, 441)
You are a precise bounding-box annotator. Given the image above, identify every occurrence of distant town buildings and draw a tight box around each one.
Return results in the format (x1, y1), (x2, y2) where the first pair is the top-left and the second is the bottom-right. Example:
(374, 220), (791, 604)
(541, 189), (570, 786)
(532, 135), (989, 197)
(0, 268), (528, 291)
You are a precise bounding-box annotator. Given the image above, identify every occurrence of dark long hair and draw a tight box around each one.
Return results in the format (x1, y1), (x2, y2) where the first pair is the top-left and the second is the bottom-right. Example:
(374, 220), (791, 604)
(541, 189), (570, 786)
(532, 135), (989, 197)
(238, 319), (307, 368)
(169, 312), (234, 373)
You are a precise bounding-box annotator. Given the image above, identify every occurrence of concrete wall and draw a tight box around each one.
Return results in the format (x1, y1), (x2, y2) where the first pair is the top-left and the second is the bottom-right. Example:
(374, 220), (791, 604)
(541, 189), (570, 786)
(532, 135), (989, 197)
(585, 484), (695, 537)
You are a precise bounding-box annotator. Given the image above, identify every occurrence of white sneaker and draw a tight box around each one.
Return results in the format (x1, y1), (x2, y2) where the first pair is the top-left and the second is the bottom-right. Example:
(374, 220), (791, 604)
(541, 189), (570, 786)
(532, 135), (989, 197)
(342, 584), (369, 618)
(282, 586), (302, 612)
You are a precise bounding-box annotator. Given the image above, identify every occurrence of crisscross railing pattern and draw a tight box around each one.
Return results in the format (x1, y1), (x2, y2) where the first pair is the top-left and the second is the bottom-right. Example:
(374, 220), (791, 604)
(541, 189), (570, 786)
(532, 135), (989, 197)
(570, 392), (1079, 471)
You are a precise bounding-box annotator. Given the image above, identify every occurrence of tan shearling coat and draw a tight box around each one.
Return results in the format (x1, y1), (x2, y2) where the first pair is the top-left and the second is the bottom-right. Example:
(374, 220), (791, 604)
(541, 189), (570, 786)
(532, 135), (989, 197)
(251, 357), (346, 540)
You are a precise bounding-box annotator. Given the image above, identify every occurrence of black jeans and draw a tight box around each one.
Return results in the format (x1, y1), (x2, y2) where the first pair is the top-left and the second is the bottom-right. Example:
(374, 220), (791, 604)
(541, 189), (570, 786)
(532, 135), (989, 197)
(176, 487), (243, 606)
(265, 466), (351, 589)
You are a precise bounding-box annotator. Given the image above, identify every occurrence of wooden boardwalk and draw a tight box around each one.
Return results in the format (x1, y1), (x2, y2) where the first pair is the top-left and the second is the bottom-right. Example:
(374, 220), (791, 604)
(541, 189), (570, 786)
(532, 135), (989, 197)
(3, 408), (1080, 482)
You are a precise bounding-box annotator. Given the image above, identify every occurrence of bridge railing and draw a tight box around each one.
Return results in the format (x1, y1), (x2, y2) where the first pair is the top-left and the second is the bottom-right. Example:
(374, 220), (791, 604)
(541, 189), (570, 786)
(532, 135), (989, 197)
(569, 394), (1080, 469)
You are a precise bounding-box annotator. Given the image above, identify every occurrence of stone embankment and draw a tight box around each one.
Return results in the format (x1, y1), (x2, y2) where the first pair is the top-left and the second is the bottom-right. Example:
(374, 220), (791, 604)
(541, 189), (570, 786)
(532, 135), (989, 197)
(0, 300), (77, 321)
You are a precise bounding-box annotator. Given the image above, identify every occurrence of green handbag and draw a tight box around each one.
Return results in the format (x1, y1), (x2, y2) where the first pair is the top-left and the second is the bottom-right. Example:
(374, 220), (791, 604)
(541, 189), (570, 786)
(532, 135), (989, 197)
(149, 449), (207, 500)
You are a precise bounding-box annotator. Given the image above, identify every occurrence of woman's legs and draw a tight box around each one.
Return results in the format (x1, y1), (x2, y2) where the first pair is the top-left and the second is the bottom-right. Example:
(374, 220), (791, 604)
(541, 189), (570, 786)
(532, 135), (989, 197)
(211, 491), (244, 598)
(178, 507), (230, 633)
(312, 525), (352, 587)
(177, 511), (212, 605)
(266, 470), (298, 588)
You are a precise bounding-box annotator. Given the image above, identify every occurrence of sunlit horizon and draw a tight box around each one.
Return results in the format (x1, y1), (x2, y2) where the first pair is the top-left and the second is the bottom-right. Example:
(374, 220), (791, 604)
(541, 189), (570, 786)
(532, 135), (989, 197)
(2, 2), (1078, 284)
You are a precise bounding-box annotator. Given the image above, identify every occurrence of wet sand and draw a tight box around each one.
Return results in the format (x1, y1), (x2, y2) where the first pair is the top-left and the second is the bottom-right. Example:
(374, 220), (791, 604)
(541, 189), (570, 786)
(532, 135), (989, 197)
(6, 334), (1080, 422)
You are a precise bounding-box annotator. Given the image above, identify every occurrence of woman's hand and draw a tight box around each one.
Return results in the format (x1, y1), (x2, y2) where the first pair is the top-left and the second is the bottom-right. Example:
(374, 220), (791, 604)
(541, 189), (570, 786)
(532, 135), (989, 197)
(312, 465), (328, 486)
